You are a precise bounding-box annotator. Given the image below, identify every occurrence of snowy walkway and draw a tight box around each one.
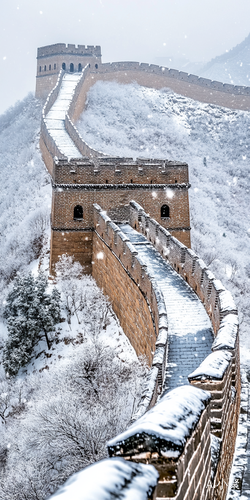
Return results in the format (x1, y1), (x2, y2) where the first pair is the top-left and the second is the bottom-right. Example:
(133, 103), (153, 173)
(45, 73), (83, 158)
(119, 224), (214, 393)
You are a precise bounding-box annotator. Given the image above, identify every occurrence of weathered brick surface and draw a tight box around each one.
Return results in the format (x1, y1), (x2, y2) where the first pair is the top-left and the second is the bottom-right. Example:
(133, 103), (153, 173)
(92, 232), (156, 363)
(50, 230), (93, 274)
(49, 159), (191, 267)
(117, 405), (212, 500)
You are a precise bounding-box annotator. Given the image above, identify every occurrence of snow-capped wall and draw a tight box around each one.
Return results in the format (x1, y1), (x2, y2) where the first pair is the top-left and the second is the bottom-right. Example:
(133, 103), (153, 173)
(48, 458), (158, 500)
(108, 385), (212, 499)
(40, 69), (67, 165)
(93, 203), (169, 411)
(129, 200), (240, 500)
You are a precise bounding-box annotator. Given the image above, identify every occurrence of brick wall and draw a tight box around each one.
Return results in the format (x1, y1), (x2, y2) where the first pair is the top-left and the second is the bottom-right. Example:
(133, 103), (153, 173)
(129, 201), (240, 499)
(50, 181), (191, 268)
(50, 230), (93, 274)
(107, 387), (212, 500)
(92, 204), (169, 409)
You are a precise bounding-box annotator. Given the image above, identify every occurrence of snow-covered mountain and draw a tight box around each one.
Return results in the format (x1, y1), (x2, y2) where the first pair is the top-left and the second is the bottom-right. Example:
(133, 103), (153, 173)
(77, 80), (250, 363)
(199, 33), (250, 86)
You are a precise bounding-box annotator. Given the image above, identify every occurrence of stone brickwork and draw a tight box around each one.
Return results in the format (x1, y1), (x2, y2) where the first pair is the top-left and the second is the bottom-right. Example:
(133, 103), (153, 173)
(35, 43), (102, 99)
(49, 157), (191, 271)
(108, 386), (212, 500)
(189, 354), (240, 500)
(50, 230), (93, 274)
(92, 204), (168, 406)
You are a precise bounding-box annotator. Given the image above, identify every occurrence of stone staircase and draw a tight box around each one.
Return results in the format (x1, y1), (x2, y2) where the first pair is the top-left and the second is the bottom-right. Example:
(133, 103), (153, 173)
(44, 72), (82, 158)
(119, 223), (214, 393)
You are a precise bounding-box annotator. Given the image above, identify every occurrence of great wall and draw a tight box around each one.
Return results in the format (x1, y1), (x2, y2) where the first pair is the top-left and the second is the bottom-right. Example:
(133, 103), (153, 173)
(36, 44), (245, 500)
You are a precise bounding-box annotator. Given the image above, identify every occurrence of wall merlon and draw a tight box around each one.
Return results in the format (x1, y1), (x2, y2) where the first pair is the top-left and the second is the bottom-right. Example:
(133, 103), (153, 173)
(156, 327), (168, 347)
(37, 43), (101, 58)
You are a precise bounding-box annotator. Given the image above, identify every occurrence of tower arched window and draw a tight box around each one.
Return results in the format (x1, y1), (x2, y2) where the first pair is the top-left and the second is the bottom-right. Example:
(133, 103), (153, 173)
(70, 63), (74, 73)
(161, 204), (170, 218)
(49, 64), (51, 71)
(39, 66), (41, 72)
(74, 205), (83, 220)
(62, 62), (66, 70)
(54, 63), (56, 69)
(44, 65), (46, 71)
(78, 63), (82, 72)
(95, 63), (98, 69)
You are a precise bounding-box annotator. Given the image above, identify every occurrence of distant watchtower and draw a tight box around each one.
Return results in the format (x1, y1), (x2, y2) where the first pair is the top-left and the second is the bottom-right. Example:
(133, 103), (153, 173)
(35, 43), (102, 99)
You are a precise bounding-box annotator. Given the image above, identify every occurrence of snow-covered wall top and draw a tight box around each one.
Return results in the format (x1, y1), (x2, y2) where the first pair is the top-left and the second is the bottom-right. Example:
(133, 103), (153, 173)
(92, 61), (250, 96)
(49, 458), (158, 500)
(93, 203), (168, 416)
(129, 200), (238, 336)
(188, 350), (232, 381)
(108, 385), (210, 458)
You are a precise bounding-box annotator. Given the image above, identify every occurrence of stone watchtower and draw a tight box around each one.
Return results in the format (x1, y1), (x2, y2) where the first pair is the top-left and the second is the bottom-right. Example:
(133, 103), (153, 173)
(50, 157), (191, 274)
(35, 43), (102, 99)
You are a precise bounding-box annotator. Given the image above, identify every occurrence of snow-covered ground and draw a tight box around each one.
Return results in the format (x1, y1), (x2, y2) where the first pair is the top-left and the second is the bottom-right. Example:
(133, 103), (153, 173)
(0, 93), (146, 499)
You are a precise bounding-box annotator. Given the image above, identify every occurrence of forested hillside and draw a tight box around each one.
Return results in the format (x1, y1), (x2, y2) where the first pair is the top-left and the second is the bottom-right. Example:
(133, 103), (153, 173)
(0, 94), (50, 298)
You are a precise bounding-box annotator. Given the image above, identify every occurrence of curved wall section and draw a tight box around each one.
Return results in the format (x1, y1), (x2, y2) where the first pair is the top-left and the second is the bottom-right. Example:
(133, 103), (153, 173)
(128, 200), (240, 499)
(65, 64), (250, 143)
(92, 203), (169, 412)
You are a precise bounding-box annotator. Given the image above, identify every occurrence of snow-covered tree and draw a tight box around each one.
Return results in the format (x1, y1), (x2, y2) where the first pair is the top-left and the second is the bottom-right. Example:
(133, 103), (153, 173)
(55, 255), (84, 324)
(3, 272), (61, 375)
(0, 340), (147, 500)
(55, 255), (111, 333)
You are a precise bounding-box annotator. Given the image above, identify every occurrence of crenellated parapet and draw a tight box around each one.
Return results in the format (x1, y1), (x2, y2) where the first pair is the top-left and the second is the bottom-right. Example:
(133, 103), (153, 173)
(128, 200), (240, 499)
(93, 203), (169, 410)
(92, 61), (250, 96)
(129, 201), (238, 335)
(36, 43), (101, 99)
(108, 385), (212, 500)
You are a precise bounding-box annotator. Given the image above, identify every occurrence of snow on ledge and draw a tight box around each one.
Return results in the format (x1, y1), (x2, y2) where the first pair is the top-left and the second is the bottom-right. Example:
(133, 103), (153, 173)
(212, 314), (239, 351)
(108, 385), (210, 458)
(188, 350), (232, 381)
(49, 458), (158, 500)
(218, 290), (237, 314)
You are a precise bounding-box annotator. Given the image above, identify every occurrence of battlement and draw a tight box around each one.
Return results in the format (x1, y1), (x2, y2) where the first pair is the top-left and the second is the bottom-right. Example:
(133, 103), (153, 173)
(37, 43), (102, 59)
(35, 43), (102, 99)
(52, 157), (189, 186)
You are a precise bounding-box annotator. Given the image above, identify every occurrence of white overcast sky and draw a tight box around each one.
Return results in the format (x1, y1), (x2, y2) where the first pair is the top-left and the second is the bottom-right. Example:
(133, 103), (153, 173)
(1, 0), (250, 114)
